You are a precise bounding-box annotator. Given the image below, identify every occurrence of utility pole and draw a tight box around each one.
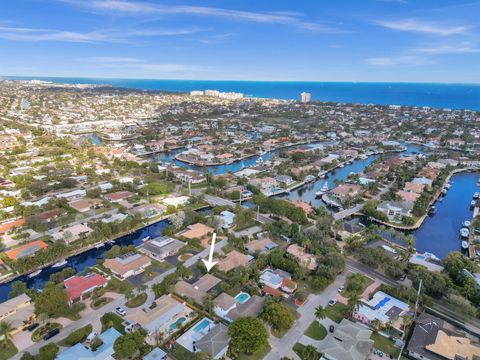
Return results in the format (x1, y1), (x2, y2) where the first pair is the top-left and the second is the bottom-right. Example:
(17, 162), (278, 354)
(239, 189), (242, 206)
(188, 179), (191, 196)
(257, 205), (260, 221)
(414, 279), (422, 321)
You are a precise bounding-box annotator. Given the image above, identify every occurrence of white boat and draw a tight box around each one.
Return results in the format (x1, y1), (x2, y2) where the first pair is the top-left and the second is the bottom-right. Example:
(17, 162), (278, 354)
(95, 243), (105, 249)
(462, 241), (469, 249)
(339, 164), (345, 168)
(423, 252), (440, 261)
(462, 220), (471, 228)
(142, 236), (150, 242)
(460, 228), (470, 238)
(477, 179), (480, 186)
(445, 183), (452, 189)
(107, 240), (115, 245)
(256, 157), (264, 164)
(474, 192), (480, 199)
(27, 269), (42, 278)
(471, 200), (477, 208)
(315, 182), (329, 197)
(51, 260), (68, 268)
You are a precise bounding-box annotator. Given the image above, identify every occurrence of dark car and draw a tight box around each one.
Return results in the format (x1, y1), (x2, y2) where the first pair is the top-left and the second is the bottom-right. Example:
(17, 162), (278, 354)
(329, 325), (335, 333)
(399, 273), (407, 281)
(25, 323), (39, 332)
(43, 328), (60, 341)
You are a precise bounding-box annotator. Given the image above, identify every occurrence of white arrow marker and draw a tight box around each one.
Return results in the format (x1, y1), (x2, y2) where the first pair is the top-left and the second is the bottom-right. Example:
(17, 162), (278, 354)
(202, 232), (218, 272)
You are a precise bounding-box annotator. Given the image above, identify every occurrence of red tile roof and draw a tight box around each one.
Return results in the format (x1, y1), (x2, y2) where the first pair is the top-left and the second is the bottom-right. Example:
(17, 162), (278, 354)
(0, 218), (25, 235)
(4, 240), (48, 260)
(63, 273), (108, 302)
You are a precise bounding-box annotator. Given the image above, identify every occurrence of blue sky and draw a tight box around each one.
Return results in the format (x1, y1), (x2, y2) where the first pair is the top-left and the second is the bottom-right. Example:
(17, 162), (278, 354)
(1, 0), (479, 82)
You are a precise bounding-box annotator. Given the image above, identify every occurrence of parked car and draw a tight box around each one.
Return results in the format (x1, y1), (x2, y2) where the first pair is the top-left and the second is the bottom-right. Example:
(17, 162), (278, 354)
(328, 299), (337, 306)
(86, 331), (98, 343)
(374, 348), (384, 357)
(25, 323), (39, 332)
(115, 307), (127, 316)
(43, 328), (60, 341)
(125, 323), (141, 333)
(399, 273), (407, 281)
(329, 325), (335, 333)
(337, 286), (345, 293)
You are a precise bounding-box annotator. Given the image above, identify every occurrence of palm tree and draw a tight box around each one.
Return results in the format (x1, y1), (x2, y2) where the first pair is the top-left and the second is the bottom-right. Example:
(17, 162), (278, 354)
(314, 305), (326, 320)
(347, 293), (362, 317)
(0, 321), (14, 348)
(37, 313), (49, 327)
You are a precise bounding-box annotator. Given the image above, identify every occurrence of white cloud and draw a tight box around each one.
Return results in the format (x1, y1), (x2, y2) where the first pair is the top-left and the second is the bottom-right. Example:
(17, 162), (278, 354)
(0, 25), (201, 43)
(61, 0), (342, 33)
(377, 19), (469, 36)
(365, 55), (431, 66)
(416, 44), (480, 54)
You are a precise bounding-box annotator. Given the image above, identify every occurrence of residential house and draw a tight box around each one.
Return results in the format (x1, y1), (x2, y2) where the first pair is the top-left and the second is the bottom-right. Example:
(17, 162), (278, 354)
(68, 198), (103, 213)
(353, 291), (410, 333)
(163, 196), (190, 207)
(407, 313), (480, 360)
(259, 269), (297, 297)
(139, 236), (186, 261)
(104, 191), (134, 203)
(217, 250), (249, 273)
(244, 238), (278, 254)
(177, 223), (214, 247)
(25, 208), (66, 225)
(396, 190), (421, 203)
(174, 274), (221, 304)
(195, 323), (230, 359)
(63, 273), (109, 304)
(331, 184), (362, 200)
(4, 240), (48, 260)
(0, 294), (35, 334)
(56, 328), (121, 360)
(126, 294), (189, 336)
(377, 201), (413, 221)
(104, 252), (151, 279)
(214, 293), (265, 323)
(320, 319), (374, 360)
(52, 223), (93, 244)
(56, 189), (86, 201)
(291, 200), (314, 214)
(276, 175), (294, 187)
(219, 210), (235, 229)
(287, 244), (318, 270)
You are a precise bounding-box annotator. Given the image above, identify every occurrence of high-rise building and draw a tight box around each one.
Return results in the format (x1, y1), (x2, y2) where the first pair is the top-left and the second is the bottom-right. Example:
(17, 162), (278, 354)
(21, 98), (30, 110)
(300, 92), (311, 103)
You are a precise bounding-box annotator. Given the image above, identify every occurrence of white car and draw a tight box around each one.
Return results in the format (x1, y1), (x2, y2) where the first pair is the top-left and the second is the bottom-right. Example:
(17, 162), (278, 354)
(337, 286), (345, 293)
(328, 299), (337, 307)
(86, 331), (98, 343)
(115, 307), (127, 316)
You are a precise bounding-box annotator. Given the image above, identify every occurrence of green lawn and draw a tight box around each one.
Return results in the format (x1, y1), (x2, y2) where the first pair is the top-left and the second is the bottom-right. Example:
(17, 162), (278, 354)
(126, 293), (147, 308)
(32, 323), (63, 342)
(170, 344), (192, 360)
(101, 312), (126, 334)
(237, 343), (271, 360)
(0, 340), (18, 360)
(106, 277), (134, 294)
(344, 273), (374, 298)
(325, 303), (348, 323)
(91, 297), (113, 310)
(58, 324), (93, 347)
(371, 332), (401, 358)
(293, 342), (321, 360)
(305, 320), (327, 340)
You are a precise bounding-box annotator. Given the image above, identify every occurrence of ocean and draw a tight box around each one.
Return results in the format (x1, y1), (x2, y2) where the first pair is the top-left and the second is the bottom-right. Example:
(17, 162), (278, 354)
(3, 76), (480, 111)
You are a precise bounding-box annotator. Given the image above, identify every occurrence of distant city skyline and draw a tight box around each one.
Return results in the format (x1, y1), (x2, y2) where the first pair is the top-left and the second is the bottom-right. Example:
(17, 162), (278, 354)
(1, 0), (480, 83)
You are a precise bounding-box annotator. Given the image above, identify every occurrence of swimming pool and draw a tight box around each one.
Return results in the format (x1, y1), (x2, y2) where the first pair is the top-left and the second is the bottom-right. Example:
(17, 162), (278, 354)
(169, 317), (186, 331)
(194, 318), (213, 333)
(416, 255), (426, 261)
(235, 292), (251, 304)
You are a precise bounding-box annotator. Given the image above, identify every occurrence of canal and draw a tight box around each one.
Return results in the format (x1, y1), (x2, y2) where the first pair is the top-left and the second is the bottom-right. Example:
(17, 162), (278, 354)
(413, 171), (480, 259)
(0, 218), (170, 302)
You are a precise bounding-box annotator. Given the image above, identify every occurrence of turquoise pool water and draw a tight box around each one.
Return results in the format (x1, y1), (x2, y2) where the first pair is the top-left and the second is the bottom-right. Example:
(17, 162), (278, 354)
(235, 292), (251, 304)
(170, 317), (186, 331)
(194, 319), (212, 333)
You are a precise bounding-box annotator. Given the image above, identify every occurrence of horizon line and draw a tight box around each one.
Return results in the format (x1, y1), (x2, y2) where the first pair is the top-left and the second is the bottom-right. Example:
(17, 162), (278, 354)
(2, 74), (480, 86)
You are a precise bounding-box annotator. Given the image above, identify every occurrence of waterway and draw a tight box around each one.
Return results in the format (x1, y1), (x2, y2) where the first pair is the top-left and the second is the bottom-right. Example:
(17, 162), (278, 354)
(0, 218), (169, 302)
(152, 142), (333, 175)
(413, 171), (480, 259)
